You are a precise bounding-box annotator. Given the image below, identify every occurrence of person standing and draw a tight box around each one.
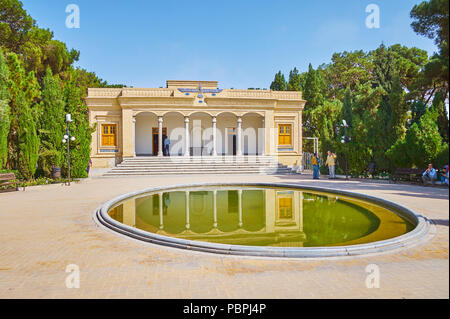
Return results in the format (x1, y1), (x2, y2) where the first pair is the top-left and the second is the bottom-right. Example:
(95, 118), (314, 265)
(86, 158), (92, 176)
(312, 153), (320, 180)
(164, 136), (170, 156)
(325, 151), (337, 179)
(422, 163), (437, 185)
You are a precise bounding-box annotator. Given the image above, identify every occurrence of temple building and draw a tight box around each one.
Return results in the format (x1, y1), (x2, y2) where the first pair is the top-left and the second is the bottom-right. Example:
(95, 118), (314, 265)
(86, 80), (306, 170)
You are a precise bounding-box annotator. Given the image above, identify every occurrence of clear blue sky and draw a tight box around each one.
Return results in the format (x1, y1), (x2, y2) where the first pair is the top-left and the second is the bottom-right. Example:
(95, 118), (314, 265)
(21, 0), (437, 89)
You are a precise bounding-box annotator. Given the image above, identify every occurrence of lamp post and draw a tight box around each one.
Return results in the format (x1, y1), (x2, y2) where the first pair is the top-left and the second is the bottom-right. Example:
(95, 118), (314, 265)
(341, 120), (349, 181)
(62, 114), (76, 186)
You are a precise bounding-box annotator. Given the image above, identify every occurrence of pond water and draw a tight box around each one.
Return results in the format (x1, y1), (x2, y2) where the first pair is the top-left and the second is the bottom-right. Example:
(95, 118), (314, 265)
(108, 186), (415, 247)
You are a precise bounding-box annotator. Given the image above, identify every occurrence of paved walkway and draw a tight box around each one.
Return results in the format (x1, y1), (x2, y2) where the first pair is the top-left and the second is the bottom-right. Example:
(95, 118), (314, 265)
(0, 174), (448, 299)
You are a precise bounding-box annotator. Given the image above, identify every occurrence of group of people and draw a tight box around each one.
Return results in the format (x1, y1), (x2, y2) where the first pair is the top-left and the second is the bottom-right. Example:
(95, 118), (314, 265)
(422, 163), (449, 186)
(310, 151), (449, 187)
(311, 151), (337, 180)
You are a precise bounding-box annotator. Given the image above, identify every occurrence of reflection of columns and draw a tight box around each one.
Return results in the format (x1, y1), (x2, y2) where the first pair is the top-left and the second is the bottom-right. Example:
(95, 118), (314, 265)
(213, 190), (218, 228)
(212, 117), (217, 157)
(299, 191), (304, 232)
(238, 189), (243, 228)
(122, 199), (135, 227)
(185, 191), (190, 229)
(184, 117), (190, 157)
(132, 116), (136, 157)
(158, 116), (163, 157)
(159, 193), (164, 230)
(237, 116), (242, 156)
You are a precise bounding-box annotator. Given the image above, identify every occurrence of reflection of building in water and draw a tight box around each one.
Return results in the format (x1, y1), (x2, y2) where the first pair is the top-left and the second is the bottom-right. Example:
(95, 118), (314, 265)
(111, 188), (306, 247)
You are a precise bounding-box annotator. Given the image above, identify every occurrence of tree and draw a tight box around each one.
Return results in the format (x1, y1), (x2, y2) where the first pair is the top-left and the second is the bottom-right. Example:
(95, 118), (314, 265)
(287, 67), (302, 91)
(0, 49), (9, 169)
(388, 76), (409, 145)
(270, 71), (287, 91)
(411, 0), (449, 99)
(5, 53), (40, 170)
(303, 64), (324, 135)
(16, 91), (39, 180)
(431, 90), (449, 142)
(37, 67), (66, 176)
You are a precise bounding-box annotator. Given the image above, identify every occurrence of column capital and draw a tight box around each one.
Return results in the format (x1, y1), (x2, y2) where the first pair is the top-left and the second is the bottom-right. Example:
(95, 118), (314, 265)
(158, 116), (163, 123)
(237, 117), (242, 124)
(185, 116), (190, 123)
(212, 117), (217, 123)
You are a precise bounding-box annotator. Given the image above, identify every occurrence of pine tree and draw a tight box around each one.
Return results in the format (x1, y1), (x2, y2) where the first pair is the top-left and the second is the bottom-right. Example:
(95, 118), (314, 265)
(270, 71), (287, 91)
(0, 49), (10, 169)
(16, 92), (39, 180)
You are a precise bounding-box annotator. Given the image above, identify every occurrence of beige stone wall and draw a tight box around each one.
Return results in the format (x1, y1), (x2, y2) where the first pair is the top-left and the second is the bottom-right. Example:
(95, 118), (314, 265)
(86, 84), (305, 169)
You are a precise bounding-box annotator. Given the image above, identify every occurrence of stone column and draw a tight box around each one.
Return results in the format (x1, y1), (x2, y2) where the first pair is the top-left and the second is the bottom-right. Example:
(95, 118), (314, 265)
(237, 116), (242, 156)
(121, 109), (134, 158)
(212, 116), (217, 157)
(158, 116), (163, 157)
(184, 116), (190, 157)
(185, 191), (190, 229)
(261, 117), (266, 156)
(132, 116), (136, 157)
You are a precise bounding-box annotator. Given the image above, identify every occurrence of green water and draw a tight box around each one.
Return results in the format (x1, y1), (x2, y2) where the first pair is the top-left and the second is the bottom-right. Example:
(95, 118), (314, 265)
(108, 187), (415, 247)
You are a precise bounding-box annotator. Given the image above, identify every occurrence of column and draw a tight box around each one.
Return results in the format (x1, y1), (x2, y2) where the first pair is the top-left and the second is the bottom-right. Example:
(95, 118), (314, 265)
(238, 189), (243, 228)
(236, 116), (242, 156)
(159, 193), (164, 230)
(261, 117), (266, 156)
(121, 109), (134, 158)
(132, 116), (136, 157)
(213, 190), (218, 228)
(158, 116), (163, 157)
(212, 116), (217, 156)
(184, 116), (190, 157)
(185, 191), (190, 229)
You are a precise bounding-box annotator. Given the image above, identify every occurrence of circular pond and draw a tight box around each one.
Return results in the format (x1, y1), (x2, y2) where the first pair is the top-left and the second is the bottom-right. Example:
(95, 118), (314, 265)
(96, 183), (431, 257)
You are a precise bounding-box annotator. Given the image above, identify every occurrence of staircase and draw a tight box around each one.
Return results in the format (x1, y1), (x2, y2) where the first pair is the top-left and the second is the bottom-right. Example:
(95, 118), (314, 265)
(103, 156), (298, 176)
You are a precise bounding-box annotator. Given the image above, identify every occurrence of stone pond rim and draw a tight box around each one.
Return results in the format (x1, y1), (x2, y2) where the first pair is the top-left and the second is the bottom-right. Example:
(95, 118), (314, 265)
(94, 182), (433, 258)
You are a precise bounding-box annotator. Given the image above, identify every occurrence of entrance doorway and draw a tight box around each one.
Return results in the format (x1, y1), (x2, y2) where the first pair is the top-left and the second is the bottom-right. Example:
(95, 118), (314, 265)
(152, 127), (167, 156)
(227, 128), (237, 156)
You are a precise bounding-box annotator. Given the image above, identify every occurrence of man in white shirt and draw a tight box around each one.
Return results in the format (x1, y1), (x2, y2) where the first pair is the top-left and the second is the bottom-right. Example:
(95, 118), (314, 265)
(422, 163), (437, 185)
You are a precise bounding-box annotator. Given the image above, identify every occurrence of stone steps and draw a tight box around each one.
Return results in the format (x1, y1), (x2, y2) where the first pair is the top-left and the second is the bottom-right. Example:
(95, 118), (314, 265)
(103, 156), (298, 176)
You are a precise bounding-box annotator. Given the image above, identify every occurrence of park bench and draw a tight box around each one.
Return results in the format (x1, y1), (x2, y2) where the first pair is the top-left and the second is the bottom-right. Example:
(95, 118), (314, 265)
(390, 168), (424, 184)
(0, 173), (21, 193)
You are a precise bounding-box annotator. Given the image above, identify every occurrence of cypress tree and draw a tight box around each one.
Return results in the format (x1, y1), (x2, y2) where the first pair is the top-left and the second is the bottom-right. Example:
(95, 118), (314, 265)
(270, 71), (287, 91)
(0, 49), (10, 169)
(303, 64), (324, 135)
(61, 72), (94, 178)
(37, 67), (66, 176)
(388, 75), (409, 145)
(16, 92), (39, 180)
(287, 67), (302, 91)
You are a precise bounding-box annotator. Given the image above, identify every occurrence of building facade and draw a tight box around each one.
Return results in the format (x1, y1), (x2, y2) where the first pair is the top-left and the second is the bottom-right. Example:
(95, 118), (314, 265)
(86, 80), (306, 169)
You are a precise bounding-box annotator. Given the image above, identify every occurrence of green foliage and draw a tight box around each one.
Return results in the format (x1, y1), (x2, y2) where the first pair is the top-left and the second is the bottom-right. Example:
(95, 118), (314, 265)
(0, 48), (10, 168)
(388, 108), (444, 169)
(287, 67), (303, 91)
(36, 67), (66, 175)
(270, 71), (287, 91)
(16, 92), (39, 180)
